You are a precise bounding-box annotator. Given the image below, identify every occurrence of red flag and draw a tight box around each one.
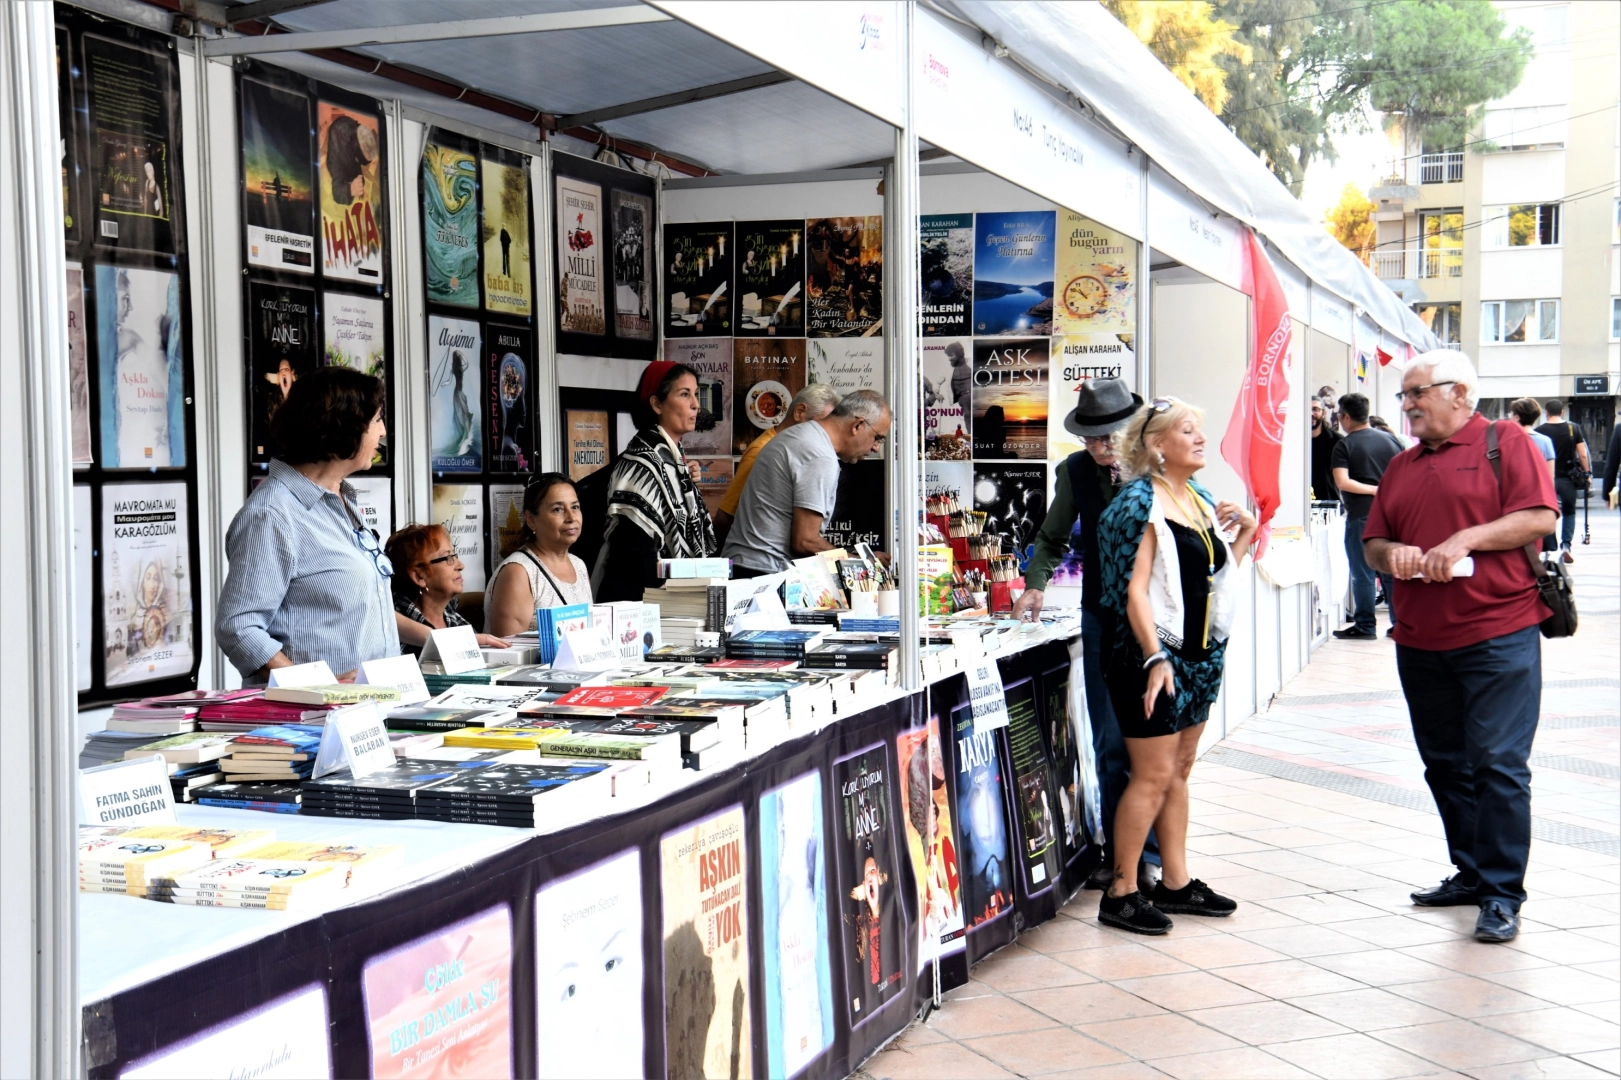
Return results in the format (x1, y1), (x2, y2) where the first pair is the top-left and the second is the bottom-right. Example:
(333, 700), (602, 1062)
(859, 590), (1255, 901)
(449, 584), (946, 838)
(1376, 347), (1394, 367)
(1220, 230), (1293, 558)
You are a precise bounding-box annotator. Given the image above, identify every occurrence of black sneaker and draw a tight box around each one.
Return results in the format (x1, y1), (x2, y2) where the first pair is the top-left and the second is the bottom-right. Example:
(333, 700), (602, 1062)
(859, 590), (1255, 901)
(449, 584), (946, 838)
(1098, 890), (1173, 935)
(1333, 626), (1377, 640)
(1152, 878), (1238, 917)
(1411, 873), (1479, 907)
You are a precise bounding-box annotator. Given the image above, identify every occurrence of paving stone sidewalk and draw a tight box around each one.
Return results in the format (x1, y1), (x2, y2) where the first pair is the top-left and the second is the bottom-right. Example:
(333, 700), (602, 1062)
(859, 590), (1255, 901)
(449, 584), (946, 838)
(860, 512), (1618, 1080)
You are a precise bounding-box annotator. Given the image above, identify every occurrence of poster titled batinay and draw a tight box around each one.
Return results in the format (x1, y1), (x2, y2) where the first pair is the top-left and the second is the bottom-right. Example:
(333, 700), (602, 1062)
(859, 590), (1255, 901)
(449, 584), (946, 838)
(362, 904), (513, 1079)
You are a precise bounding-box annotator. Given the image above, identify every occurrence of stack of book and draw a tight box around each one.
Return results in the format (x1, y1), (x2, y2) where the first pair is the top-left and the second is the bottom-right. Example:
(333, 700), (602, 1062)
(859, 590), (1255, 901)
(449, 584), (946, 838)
(219, 725), (323, 783)
(121, 732), (239, 802)
(196, 693), (332, 731)
(646, 643), (725, 664)
(837, 615), (901, 634)
(446, 725), (684, 771)
(236, 841), (404, 888)
(535, 603), (592, 665)
(191, 780), (305, 813)
(104, 700), (202, 736)
(263, 684), (401, 708)
(804, 639), (897, 675)
(656, 616), (709, 652)
(658, 557), (731, 579)
(160, 858), (347, 910)
(429, 683), (551, 714)
(493, 666), (609, 693)
(787, 608), (843, 626)
(420, 664), (522, 695)
(725, 628), (828, 661)
(300, 760), (472, 820)
(383, 705), (519, 733)
(643, 581), (727, 624)
(79, 835), (214, 898)
(415, 761), (615, 829)
(80, 729), (179, 768)
(524, 684), (670, 719)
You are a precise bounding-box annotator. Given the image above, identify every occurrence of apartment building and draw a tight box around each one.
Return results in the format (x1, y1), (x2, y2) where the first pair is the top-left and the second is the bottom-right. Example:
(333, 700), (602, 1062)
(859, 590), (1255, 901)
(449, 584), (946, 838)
(1368, 0), (1619, 456)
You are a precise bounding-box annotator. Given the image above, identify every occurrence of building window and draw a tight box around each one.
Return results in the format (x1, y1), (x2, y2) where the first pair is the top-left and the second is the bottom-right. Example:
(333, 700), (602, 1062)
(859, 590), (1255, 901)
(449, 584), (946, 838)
(1418, 209), (1464, 277)
(1483, 204), (1561, 248)
(1611, 297), (1619, 342)
(1415, 302), (1462, 344)
(1482, 106), (1568, 151)
(1481, 299), (1560, 344)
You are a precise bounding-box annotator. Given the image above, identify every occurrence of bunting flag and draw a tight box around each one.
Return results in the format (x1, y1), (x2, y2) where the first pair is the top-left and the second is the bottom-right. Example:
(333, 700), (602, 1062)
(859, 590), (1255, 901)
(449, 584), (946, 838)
(1355, 351), (1370, 384)
(1219, 230), (1293, 558)
(1376, 346), (1395, 367)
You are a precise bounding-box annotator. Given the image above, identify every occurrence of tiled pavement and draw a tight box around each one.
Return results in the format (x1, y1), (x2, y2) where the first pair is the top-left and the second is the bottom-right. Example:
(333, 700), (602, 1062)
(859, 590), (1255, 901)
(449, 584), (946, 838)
(860, 512), (1619, 1080)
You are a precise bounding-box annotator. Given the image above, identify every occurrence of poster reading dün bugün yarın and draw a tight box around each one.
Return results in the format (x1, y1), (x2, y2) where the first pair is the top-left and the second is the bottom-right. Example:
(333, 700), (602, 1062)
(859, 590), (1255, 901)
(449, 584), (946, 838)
(102, 481), (193, 687)
(1054, 210), (1135, 336)
(318, 101), (384, 283)
(423, 140), (479, 308)
(482, 158), (532, 317)
(661, 805), (752, 1080)
(556, 175), (604, 335)
(240, 76), (315, 274)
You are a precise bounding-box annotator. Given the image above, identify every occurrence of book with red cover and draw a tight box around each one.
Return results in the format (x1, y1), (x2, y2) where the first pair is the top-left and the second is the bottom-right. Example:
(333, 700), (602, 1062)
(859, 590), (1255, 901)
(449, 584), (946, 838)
(701, 659), (798, 671)
(548, 685), (669, 710)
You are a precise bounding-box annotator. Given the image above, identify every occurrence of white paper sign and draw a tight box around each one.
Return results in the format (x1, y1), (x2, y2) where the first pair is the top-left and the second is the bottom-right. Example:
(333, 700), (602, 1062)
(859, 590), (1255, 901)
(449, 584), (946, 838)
(121, 983), (332, 1079)
(419, 624), (484, 675)
(965, 656), (1010, 734)
(311, 702), (395, 780)
(80, 754), (176, 826)
(357, 654), (431, 705)
(554, 623), (621, 671)
(268, 660), (336, 688)
(949, 628), (984, 661)
(724, 572), (789, 632)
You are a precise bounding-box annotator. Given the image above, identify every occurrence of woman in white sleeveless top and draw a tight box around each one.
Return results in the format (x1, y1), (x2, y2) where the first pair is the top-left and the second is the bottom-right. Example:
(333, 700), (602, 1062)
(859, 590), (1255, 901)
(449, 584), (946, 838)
(486, 473), (593, 636)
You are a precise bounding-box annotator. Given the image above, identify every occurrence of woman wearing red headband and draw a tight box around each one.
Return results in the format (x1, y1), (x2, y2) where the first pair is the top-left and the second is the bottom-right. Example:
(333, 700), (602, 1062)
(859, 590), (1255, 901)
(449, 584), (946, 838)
(592, 360), (717, 601)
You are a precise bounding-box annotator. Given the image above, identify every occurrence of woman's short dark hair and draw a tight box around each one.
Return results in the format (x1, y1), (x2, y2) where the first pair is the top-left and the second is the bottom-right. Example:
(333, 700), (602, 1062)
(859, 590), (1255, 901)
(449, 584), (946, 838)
(631, 363), (698, 431)
(271, 366), (385, 464)
(519, 472), (578, 545)
(1509, 397), (1543, 426)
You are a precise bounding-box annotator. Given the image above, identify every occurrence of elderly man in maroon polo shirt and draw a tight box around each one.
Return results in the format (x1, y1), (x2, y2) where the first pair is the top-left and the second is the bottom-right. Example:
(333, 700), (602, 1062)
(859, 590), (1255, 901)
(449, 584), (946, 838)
(1362, 351), (1557, 944)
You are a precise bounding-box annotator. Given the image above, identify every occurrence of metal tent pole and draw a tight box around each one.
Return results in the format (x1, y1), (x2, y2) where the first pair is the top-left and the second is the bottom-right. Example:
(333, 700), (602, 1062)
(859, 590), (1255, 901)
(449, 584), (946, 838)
(888, 0), (922, 692)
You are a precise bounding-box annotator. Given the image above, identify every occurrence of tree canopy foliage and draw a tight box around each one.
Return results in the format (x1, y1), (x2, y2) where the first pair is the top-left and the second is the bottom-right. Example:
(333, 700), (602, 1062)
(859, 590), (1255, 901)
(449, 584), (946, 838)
(1324, 182), (1376, 261)
(1104, 0), (1534, 194)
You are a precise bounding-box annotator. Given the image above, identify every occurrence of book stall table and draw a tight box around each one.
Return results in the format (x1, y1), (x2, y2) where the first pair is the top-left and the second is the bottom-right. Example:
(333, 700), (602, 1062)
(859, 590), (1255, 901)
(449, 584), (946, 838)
(80, 633), (1096, 1079)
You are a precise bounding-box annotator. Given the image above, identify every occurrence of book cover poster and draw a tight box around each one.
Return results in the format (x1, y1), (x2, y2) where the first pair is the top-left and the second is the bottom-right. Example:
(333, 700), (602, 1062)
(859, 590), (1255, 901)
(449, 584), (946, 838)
(121, 983), (331, 1079)
(610, 189), (654, 340)
(556, 175), (605, 336)
(67, 262), (93, 466)
(423, 141), (479, 308)
(428, 315), (481, 473)
(57, 28), (80, 244)
(922, 338), (971, 461)
(833, 743), (904, 1028)
(660, 805), (751, 1080)
(241, 76), (315, 274)
(824, 460), (886, 552)
(74, 486), (92, 692)
(972, 338), (1048, 460)
(731, 338), (806, 455)
(323, 291), (386, 376)
(84, 34), (175, 254)
(973, 464), (1047, 571)
(486, 324), (532, 472)
(664, 222), (732, 337)
(924, 461), (972, 508)
(1003, 678), (1061, 894)
(488, 484), (525, 567)
(248, 281), (317, 464)
(894, 717), (965, 970)
(317, 101), (384, 284)
(973, 211), (1055, 336)
(362, 904), (513, 1079)
(101, 481), (193, 687)
(735, 220), (805, 337)
(951, 703), (1012, 928)
(666, 339), (732, 457)
(806, 216), (882, 338)
(1055, 210), (1134, 336)
(431, 484), (487, 592)
(1040, 665), (1091, 858)
(920, 214), (973, 337)
(482, 158), (532, 317)
(692, 456), (734, 519)
(564, 409), (609, 482)
(348, 475), (392, 541)
(1049, 334), (1135, 461)
(95, 263), (186, 469)
(807, 339), (884, 459)
(533, 850), (643, 1080)
(760, 772), (834, 1078)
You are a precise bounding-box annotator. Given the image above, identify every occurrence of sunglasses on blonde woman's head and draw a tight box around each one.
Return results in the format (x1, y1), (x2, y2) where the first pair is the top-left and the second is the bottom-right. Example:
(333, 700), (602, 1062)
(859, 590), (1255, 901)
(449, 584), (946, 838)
(1139, 397), (1176, 450)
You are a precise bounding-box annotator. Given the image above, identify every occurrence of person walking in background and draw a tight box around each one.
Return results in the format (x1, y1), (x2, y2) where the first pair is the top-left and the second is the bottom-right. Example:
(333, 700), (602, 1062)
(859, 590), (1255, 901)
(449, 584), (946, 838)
(1331, 392), (1402, 640)
(1509, 398), (1559, 553)
(1014, 379), (1162, 892)
(1362, 352), (1557, 943)
(1535, 399), (1590, 563)
(1369, 414), (1408, 448)
(1095, 397), (1259, 934)
(1309, 397), (1341, 502)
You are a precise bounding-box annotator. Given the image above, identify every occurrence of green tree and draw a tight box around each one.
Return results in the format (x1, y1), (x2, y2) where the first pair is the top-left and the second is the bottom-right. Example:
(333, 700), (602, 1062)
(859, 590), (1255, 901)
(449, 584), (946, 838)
(1101, 0), (1250, 114)
(1324, 182), (1376, 262)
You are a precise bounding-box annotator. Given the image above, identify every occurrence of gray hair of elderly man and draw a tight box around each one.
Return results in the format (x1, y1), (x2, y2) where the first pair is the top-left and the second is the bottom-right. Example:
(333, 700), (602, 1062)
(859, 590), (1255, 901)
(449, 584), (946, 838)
(830, 388), (892, 425)
(790, 382), (843, 419)
(1405, 349), (1481, 410)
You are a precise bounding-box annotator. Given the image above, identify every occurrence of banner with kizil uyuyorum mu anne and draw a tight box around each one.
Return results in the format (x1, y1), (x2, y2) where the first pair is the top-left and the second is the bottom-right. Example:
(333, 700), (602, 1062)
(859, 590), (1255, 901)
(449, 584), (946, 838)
(661, 805), (752, 1080)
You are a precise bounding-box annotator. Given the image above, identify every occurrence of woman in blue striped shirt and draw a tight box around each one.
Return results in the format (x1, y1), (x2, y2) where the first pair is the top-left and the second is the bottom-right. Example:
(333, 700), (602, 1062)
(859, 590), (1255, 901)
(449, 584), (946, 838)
(215, 368), (400, 681)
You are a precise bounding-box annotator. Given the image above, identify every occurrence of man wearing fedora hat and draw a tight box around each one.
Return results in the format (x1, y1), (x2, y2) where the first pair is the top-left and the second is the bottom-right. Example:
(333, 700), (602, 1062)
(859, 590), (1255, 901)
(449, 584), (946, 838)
(1014, 377), (1159, 891)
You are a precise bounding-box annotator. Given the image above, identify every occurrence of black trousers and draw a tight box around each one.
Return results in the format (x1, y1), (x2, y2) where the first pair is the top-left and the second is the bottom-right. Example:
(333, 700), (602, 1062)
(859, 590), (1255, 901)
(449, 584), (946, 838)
(1396, 625), (1541, 909)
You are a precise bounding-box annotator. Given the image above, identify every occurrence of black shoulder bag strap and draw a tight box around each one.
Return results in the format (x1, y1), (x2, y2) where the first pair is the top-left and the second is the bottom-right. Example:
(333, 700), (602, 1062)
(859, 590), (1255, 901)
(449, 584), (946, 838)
(1485, 421), (1577, 637)
(517, 548), (568, 606)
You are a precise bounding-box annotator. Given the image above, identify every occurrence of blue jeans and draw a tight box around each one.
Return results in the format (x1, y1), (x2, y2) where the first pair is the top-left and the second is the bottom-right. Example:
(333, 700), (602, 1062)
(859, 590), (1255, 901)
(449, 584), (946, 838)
(1554, 477), (1578, 549)
(1345, 515), (1394, 634)
(1082, 609), (1159, 865)
(1396, 625), (1541, 909)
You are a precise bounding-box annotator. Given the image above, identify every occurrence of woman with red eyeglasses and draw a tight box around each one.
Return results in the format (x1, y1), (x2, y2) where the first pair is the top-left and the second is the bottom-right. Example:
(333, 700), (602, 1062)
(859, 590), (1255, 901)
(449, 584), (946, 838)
(385, 524), (508, 655)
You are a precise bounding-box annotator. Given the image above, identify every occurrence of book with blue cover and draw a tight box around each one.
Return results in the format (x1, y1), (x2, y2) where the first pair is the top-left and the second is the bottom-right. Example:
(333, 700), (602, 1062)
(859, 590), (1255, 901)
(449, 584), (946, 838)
(535, 603), (592, 664)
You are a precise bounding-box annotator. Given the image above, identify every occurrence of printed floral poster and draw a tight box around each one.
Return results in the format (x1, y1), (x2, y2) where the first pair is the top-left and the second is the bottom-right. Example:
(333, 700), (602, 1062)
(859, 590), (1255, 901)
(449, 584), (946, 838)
(323, 292), (386, 377)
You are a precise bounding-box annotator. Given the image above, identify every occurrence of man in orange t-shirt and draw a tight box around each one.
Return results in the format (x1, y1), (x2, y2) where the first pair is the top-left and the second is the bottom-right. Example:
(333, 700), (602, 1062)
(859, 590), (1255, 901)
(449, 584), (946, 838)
(711, 383), (840, 545)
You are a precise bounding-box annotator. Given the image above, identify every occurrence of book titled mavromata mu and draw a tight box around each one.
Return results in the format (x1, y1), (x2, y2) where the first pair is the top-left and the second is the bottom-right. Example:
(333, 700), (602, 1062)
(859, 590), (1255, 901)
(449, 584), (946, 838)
(102, 481), (194, 688)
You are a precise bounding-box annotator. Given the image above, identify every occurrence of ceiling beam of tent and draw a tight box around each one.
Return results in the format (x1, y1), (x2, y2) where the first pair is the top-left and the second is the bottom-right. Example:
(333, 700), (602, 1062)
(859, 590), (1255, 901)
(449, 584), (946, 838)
(555, 71), (792, 130)
(223, 0), (339, 26)
(200, 5), (671, 56)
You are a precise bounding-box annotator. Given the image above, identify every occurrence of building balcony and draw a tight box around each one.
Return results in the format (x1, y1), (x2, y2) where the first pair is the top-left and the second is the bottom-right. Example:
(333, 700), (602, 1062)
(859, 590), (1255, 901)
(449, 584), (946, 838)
(1372, 246), (1464, 282)
(1418, 152), (1464, 185)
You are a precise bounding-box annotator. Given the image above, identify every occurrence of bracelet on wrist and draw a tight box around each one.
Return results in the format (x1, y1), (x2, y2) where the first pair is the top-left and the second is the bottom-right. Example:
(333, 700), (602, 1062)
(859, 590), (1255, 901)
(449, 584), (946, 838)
(1141, 650), (1170, 671)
